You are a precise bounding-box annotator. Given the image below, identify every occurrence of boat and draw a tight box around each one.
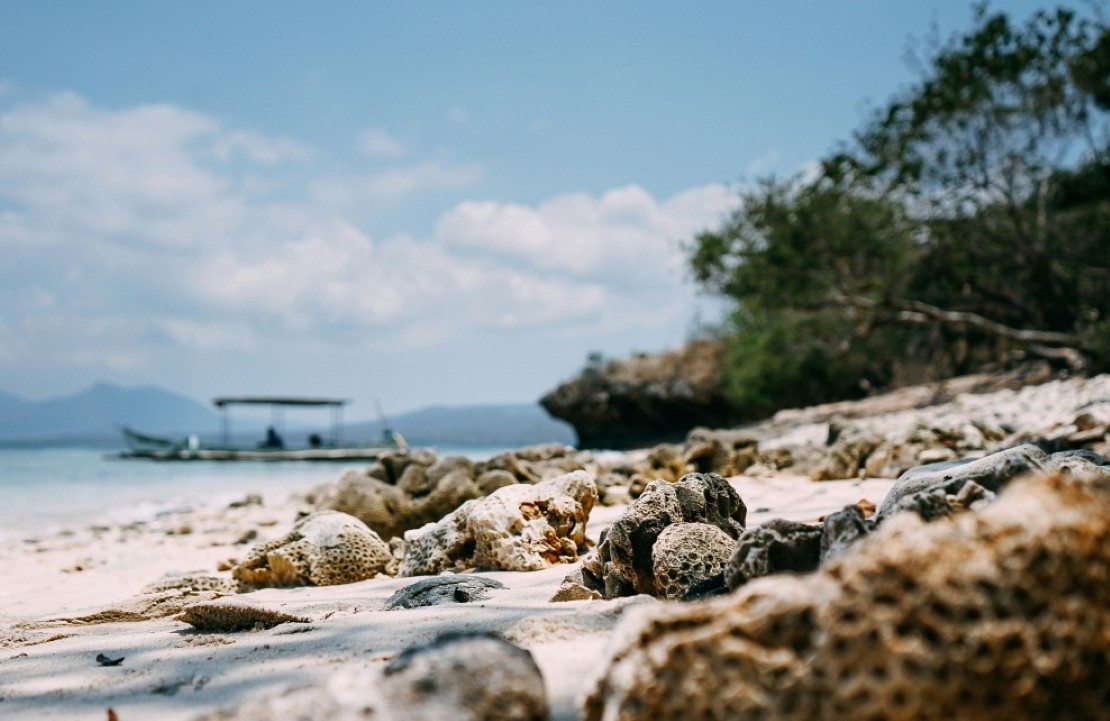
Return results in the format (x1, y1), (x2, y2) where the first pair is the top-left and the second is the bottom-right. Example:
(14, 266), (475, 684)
(117, 396), (406, 461)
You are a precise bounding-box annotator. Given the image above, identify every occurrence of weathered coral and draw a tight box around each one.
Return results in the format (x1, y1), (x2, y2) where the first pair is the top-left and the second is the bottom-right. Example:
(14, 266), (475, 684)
(650, 523), (735, 600)
(380, 632), (549, 721)
(584, 468), (1110, 721)
(723, 518), (822, 590)
(176, 599), (308, 633)
(232, 511), (393, 589)
(580, 472), (746, 598)
(314, 458), (485, 540)
(397, 471), (597, 576)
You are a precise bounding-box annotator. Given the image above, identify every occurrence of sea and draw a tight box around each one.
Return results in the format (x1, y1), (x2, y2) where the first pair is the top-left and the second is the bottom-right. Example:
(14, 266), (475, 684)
(0, 446), (510, 541)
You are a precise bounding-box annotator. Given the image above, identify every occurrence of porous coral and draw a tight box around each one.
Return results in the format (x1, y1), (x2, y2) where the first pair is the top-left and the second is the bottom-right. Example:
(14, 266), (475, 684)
(397, 471), (596, 576)
(650, 523), (735, 600)
(580, 472), (746, 598)
(233, 511), (392, 589)
(585, 468), (1110, 721)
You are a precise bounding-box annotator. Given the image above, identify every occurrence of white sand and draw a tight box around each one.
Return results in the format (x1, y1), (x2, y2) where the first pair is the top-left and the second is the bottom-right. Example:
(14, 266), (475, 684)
(0, 473), (894, 720)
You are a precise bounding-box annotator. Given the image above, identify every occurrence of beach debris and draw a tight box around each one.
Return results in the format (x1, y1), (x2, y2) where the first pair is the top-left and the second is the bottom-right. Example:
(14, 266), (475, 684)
(107, 710), (120, 721)
(397, 470), (596, 576)
(549, 581), (603, 603)
(381, 631), (550, 721)
(232, 510), (393, 589)
(584, 466), (1110, 721)
(95, 653), (124, 667)
(175, 599), (309, 633)
(385, 575), (506, 610)
(579, 472), (746, 599)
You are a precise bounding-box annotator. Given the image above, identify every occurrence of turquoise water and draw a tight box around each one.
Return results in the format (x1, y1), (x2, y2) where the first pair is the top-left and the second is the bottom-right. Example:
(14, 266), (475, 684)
(0, 446), (509, 538)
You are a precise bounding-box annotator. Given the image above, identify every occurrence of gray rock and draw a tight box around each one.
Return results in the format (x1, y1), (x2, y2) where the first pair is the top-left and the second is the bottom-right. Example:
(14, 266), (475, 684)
(877, 444), (1048, 519)
(381, 632), (549, 721)
(581, 472), (746, 599)
(724, 518), (822, 591)
(385, 575), (506, 610)
(819, 504), (873, 563)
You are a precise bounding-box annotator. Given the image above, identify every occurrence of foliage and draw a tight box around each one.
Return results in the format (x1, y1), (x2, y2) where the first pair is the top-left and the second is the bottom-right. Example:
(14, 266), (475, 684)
(690, 3), (1110, 417)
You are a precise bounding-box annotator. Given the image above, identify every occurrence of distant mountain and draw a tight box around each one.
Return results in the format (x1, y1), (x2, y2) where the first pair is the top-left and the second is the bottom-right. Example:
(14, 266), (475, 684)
(0, 383), (577, 449)
(0, 382), (217, 442)
(354, 404), (577, 448)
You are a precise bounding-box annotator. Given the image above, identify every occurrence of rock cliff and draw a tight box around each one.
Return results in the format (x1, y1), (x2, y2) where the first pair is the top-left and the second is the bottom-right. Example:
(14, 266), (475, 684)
(540, 339), (737, 449)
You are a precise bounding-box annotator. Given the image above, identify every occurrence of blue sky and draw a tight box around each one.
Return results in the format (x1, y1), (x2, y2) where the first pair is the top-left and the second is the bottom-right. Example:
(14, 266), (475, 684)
(0, 1), (1056, 419)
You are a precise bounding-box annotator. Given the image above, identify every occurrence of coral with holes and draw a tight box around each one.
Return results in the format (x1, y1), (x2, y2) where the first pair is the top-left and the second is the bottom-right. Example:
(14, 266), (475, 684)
(233, 511), (393, 589)
(584, 468), (1110, 720)
(397, 471), (597, 576)
(651, 523), (736, 600)
(580, 472), (746, 598)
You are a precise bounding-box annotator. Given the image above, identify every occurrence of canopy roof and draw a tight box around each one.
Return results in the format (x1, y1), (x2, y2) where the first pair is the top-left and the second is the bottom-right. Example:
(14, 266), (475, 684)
(212, 397), (348, 408)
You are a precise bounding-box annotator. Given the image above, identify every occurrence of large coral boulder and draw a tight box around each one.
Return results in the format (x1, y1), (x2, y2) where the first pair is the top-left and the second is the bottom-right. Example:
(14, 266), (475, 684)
(580, 472), (746, 598)
(398, 471), (597, 576)
(233, 511), (393, 589)
(585, 468), (1110, 720)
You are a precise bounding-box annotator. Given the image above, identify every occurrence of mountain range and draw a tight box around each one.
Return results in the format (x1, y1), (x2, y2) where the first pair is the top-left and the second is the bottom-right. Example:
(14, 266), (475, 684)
(0, 383), (576, 448)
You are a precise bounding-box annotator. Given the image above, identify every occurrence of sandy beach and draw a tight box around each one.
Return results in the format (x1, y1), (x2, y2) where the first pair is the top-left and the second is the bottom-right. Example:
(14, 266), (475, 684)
(0, 468), (895, 720)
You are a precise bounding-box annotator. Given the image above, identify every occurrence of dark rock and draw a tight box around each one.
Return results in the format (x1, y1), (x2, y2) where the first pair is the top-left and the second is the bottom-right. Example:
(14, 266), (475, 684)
(539, 340), (739, 449)
(819, 504), (873, 563)
(724, 519), (822, 591)
(582, 472), (747, 599)
(381, 632), (549, 721)
(385, 576), (506, 610)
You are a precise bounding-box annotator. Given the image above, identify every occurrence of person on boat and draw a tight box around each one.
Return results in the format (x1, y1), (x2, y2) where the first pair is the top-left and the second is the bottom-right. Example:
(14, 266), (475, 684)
(261, 426), (284, 449)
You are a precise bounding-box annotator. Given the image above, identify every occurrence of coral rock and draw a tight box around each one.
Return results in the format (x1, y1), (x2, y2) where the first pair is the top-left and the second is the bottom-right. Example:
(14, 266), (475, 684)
(584, 468), (1110, 720)
(397, 471), (597, 576)
(233, 511), (393, 589)
(581, 472), (746, 598)
(650, 522), (736, 600)
(176, 599), (308, 633)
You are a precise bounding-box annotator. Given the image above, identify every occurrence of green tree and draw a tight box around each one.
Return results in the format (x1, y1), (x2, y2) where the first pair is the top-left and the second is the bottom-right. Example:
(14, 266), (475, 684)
(691, 3), (1110, 416)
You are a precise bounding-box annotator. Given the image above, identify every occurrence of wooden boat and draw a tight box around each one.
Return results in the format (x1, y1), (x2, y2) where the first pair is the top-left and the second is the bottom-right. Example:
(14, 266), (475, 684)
(118, 396), (405, 461)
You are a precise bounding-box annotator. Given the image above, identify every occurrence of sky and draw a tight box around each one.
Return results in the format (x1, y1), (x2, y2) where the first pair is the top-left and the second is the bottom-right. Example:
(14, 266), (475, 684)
(0, 1), (1057, 419)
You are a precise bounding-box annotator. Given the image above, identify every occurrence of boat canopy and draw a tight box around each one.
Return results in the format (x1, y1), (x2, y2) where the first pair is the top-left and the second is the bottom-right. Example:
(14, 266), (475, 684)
(212, 396), (348, 408)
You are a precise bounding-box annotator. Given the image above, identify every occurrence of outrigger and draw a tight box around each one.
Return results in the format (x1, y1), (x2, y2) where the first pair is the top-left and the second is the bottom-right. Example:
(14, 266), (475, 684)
(118, 396), (405, 461)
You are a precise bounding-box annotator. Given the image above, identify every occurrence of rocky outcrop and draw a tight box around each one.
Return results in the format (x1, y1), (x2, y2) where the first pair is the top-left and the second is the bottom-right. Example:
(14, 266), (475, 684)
(397, 471), (597, 576)
(584, 466), (1110, 721)
(540, 339), (738, 449)
(580, 472), (746, 598)
(232, 511), (393, 589)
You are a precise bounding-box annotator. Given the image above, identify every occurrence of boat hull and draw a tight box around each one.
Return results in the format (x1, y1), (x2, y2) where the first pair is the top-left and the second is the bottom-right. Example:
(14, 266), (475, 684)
(116, 446), (397, 462)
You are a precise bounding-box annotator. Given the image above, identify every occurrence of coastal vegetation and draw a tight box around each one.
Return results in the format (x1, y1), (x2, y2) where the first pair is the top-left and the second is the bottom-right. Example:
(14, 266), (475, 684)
(689, 3), (1110, 417)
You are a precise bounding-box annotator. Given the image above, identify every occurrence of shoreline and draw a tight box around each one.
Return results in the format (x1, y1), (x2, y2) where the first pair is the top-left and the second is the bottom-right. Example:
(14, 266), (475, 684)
(0, 466), (895, 720)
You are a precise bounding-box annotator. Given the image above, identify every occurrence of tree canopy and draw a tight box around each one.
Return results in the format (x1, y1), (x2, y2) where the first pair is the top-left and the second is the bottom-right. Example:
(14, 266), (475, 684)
(690, 3), (1110, 415)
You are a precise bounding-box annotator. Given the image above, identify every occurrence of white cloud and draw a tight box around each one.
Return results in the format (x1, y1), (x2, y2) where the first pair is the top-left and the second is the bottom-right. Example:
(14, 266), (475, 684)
(357, 127), (406, 158)
(435, 183), (734, 282)
(0, 89), (738, 383)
